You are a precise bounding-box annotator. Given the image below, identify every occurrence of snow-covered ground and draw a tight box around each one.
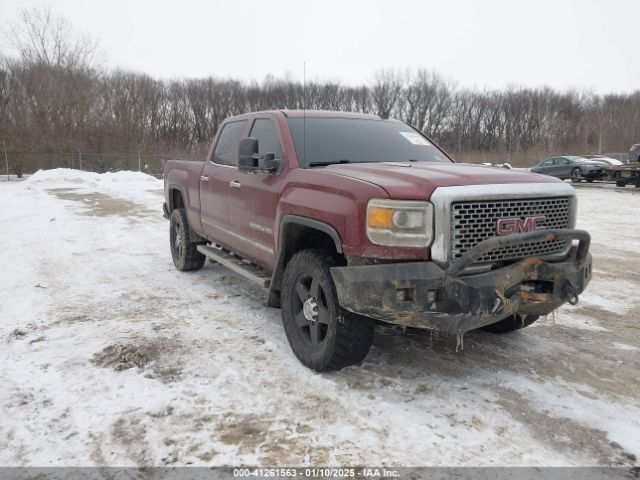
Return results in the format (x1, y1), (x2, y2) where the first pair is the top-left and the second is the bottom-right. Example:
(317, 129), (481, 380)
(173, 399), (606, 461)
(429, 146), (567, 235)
(1, 169), (639, 467)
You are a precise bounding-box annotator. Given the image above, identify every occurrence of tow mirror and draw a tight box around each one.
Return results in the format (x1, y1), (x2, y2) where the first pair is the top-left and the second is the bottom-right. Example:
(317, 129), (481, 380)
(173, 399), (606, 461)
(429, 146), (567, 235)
(238, 137), (259, 172)
(260, 153), (282, 174)
(238, 138), (282, 174)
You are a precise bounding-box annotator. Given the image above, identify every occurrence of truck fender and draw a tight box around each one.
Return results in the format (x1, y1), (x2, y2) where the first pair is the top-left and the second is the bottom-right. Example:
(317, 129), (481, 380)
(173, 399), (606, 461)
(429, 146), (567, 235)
(267, 215), (343, 308)
(166, 183), (187, 212)
(165, 184), (205, 242)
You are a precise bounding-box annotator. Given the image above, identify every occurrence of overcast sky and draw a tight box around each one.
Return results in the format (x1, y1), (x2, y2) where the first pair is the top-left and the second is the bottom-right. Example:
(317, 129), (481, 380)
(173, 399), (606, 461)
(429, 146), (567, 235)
(1, 0), (638, 93)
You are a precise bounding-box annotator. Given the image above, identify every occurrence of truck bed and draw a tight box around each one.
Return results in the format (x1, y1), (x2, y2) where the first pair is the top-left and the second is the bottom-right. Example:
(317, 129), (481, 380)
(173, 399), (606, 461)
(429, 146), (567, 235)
(164, 159), (205, 233)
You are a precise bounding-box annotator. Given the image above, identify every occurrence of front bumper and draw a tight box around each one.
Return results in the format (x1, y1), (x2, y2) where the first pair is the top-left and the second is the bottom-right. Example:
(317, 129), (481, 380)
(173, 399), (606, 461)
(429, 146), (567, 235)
(330, 229), (592, 333)
(582, 168), (607, 179)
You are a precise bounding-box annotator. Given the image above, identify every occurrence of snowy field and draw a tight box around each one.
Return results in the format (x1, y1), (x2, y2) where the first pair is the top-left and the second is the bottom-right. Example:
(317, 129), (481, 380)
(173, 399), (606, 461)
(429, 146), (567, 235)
(0, 169), (639, 467)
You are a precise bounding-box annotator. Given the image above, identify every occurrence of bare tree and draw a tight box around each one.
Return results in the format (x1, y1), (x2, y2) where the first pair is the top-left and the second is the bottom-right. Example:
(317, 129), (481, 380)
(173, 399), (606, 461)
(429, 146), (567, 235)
(6, 7), (101, 70)
(371, 69), (403, 118)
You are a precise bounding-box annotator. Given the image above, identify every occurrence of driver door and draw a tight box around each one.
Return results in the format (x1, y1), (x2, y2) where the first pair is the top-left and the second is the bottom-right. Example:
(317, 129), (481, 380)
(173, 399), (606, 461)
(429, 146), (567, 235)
(229, 116), (285, 268)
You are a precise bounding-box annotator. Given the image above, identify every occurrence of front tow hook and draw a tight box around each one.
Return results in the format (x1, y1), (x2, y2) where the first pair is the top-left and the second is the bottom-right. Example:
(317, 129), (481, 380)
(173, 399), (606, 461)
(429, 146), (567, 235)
(564, 282), (579, 305)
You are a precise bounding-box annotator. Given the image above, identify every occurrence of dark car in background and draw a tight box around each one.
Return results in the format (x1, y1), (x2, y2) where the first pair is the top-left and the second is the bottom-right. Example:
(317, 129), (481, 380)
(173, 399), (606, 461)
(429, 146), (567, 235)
(630, 144), (640, 163)
(530, 156), (607, 182)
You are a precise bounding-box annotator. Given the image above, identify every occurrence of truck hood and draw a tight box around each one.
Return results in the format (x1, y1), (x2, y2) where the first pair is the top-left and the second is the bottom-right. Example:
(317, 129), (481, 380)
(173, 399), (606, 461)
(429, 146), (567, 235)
(319, 162), (561, 199)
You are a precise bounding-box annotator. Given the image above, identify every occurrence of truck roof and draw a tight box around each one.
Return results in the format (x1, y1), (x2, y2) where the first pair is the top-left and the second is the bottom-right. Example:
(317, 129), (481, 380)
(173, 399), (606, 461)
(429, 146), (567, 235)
(226, 110), (389, 122)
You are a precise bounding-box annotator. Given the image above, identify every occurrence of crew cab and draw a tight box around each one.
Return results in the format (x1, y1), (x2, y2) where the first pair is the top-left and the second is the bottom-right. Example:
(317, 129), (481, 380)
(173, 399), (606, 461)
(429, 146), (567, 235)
(163, 110), (592, 371)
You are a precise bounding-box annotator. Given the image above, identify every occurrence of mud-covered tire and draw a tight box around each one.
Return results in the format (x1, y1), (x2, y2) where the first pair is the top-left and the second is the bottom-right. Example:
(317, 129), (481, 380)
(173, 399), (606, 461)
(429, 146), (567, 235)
(481, 314), (539, 334)
(170, 208), (206, 271)
(281, 249), (374, 371)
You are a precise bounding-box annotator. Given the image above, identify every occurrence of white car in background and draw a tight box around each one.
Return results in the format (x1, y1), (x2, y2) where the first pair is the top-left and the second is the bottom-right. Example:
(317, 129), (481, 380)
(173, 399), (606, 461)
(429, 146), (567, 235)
(581, 155), (624, 166)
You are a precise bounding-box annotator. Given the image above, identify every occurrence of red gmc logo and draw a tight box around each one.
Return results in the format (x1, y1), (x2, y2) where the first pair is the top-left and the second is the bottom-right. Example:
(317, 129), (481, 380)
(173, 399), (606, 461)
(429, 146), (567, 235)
(496, 215), (546, 236)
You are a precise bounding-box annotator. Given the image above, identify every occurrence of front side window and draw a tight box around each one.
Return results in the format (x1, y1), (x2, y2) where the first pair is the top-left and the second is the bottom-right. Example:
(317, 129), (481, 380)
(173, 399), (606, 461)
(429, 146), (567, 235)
(287, 117), (451, 167)
(555, 158), (570, 165)
(249, 119), (283, 159)
(213, 120), (247, 166)
(541, 159), (554, 166)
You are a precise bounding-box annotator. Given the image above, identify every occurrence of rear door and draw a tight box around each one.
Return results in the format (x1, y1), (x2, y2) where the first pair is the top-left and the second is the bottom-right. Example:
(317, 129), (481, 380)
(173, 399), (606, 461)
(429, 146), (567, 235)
(546, 157), (562, 177)
(536, 158), (555, 175)
(200, 119), (248, 247)
(554, 157), (572, 178)
(229, 116), (286, 268)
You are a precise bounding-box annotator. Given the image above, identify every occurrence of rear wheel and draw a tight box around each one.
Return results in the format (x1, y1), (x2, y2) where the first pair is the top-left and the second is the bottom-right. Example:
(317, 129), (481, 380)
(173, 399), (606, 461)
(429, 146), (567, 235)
(481, 314), (539, 334)
(281, 249), (374, 371)
(170, 208), (206, 271)
(571, 167), (583, 183)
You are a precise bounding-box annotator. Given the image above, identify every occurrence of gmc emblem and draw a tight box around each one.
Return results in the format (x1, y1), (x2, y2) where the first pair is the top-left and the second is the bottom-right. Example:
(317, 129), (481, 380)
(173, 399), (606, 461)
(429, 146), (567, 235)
(496, 215), (546, 236)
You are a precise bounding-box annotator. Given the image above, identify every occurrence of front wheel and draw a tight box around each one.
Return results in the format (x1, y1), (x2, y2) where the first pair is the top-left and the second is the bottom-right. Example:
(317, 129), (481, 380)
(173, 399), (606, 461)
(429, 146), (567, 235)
(571, 167), (583, 183)
(481, 314), (539, 333)
(281, 249), (374, 371)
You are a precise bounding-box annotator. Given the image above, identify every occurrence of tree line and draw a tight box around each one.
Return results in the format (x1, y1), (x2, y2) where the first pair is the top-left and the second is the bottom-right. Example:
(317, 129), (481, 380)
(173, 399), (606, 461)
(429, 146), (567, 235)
(1, 8), (639, 171)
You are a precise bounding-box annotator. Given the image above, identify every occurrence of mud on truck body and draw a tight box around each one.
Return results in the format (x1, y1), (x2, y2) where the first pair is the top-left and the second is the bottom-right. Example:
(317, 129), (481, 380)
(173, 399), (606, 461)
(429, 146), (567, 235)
(163, 110), (592, 371)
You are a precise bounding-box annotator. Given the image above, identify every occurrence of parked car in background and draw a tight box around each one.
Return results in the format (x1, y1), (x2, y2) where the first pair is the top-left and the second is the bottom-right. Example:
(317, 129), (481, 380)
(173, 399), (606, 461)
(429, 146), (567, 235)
(629, 144), (640, 163)
(581, 155), (624, 166)
(530, 156), (607, 182)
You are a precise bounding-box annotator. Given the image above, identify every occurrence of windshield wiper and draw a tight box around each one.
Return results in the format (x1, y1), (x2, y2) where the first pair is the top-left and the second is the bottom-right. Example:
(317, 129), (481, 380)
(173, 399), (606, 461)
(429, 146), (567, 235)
(308, 159), (351, 167)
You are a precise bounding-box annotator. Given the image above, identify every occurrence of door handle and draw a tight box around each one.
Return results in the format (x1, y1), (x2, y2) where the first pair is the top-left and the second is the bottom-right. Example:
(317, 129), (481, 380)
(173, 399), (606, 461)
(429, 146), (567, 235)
(200, 175), (209, 182)
(229, 181), (241, 189)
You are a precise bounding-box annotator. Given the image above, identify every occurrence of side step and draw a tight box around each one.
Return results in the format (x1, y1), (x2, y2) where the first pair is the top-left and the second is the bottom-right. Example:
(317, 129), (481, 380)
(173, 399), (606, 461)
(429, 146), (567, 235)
(197, 245), (271, 288)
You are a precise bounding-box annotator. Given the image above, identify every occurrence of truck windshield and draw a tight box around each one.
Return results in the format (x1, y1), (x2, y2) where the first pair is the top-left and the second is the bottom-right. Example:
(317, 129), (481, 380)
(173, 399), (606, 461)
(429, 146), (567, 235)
(287, 117), (451, 167)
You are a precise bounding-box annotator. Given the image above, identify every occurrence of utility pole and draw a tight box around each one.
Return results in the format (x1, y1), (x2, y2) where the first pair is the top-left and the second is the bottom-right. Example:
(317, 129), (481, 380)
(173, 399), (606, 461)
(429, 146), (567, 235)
(138, 154), (141, 172)
(78, 150), (82, 170)
(3, 142), (8, 182)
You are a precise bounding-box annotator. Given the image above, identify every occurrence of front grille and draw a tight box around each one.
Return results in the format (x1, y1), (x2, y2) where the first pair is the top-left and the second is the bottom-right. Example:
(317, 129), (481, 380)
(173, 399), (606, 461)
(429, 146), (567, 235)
(451, 197), (571, 263)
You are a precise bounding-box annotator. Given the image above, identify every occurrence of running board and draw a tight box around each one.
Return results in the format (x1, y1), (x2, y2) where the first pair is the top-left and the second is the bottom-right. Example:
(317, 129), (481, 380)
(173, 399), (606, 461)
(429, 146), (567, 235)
(197, 245), (271, 288)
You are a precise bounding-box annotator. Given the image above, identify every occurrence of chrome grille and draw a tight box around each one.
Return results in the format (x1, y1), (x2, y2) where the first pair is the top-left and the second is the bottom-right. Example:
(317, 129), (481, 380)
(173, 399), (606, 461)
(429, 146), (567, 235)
(451, 197), (571, 263)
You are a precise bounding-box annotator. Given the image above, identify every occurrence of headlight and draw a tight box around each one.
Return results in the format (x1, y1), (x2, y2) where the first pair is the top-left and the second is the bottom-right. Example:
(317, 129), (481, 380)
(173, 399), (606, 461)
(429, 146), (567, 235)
(366, 199), (433, 247)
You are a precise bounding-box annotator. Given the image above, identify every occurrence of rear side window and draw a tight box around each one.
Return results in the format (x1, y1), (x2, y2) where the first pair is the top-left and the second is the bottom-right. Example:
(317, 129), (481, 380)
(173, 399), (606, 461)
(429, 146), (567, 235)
(555, 158), (570, 165)
(213, 120), (247, 166)
(249, 119), (283, 159)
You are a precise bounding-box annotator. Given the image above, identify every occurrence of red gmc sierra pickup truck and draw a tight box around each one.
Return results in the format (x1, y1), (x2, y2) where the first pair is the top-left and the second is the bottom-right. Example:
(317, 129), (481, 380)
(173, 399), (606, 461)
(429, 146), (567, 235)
(163, 110), (592, 371)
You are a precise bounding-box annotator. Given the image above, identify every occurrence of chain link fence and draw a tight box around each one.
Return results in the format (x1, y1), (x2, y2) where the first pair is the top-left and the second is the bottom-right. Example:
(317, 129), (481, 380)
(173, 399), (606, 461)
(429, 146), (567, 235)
(1, 150), (634, 183)
(1, 152), (204, 181)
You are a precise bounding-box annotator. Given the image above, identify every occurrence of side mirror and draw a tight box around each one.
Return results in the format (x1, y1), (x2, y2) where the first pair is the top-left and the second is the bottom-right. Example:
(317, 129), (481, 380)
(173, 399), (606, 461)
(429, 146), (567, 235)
(260, 153), (282, 174)
(238, 137), (259, 172)
(238, 137), (282, 174)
